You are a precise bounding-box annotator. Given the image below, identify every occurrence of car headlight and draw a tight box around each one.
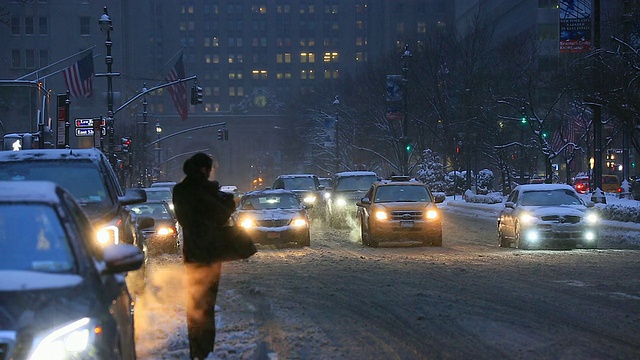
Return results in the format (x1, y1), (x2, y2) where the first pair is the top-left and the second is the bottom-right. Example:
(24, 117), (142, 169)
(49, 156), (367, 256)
(291, 218), (308, 227)
(96, 225), (119, 246)
(585, 212), (599, 224)
(425, 210), (438, 220)
(303, 195), (317, 204)
(336, 198), (347, 207)
(519, 213), (535, 225)
(240, 218), (256, 229)
(28, 317), (98, 360)
(374, 211), (388, 220)
(156, 226), (175, 236)
(323, 192), (331, 200)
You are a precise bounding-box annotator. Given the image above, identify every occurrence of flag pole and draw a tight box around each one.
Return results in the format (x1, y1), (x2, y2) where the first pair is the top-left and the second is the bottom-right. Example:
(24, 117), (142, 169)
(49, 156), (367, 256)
(15, 46), (96, 81)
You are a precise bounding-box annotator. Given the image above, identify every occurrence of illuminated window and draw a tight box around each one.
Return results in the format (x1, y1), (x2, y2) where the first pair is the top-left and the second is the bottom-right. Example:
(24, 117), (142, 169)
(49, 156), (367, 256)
(213, 54), (219, 64)
(355, 52), (363, 62)
(237, 54), (243, 63)
(324, 69), (330, 79)
(332, 70), (339, 79)
(188, 6), (194, 14)
(356, 20), (363, 30)
(356, 37), (363, 46)
(205, 103), (211, 112)
(323, 52), (338, 62)
(214, 103), (220, 112)
(308, 69), (315, 79)
(229, 73), (236, 80)
(308, 38), (315, 46)
(252, 70), (268, 80)
(229, 87), (236, 96)
(277, 54), (283, 63)
(284, 72), (292, 79)
(228, 54), (234, 63)
(301, 70), (307, 79)
(277, 72), (283, 80)
(213, 37), (219, 47)
(284, 53), (291, 63)
(205, 54), (211, 64)
(300, 52), (307, 63)
(237, 87), (244, 96)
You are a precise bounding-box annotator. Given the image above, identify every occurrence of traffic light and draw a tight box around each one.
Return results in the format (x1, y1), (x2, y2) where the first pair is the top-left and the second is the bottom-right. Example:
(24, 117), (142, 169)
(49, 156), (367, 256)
(217, 129), (224, 141)
(405, 142), (413, 153)
(521, 116), (527, 124)
(224, 128), (229, 141)
(191, 85), (203, 105)
(3, 133), (36, 151)
(121, 137), (131, 153)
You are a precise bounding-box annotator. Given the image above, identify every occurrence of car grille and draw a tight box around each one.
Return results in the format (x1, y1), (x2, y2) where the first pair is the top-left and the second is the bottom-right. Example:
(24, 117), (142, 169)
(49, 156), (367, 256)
(257, 219), (290, 227)
(390, 211), (423, 221)
(540, 215), (581, 224)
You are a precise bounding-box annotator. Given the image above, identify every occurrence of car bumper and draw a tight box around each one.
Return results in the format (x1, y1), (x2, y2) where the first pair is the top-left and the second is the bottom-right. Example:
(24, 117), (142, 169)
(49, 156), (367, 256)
(245, 226), (310, 246)
(143, 233), (179, 253)
(519, 225), (598, 248)
(370, 220), (442, 242)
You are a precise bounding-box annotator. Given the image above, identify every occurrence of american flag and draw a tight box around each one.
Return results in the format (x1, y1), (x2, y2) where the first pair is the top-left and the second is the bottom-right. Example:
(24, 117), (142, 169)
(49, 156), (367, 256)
(63, 51), (94, 98)
(165, 56), (188, 121)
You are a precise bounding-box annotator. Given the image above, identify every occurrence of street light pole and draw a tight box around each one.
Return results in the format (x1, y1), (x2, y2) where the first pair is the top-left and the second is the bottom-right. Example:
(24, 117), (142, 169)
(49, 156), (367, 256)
(97, 6), (120, 165)
(141, 84), (148, 186)
(333, 95), (340, 174)
(401, 44), (412, 176)
(155, 120), (162, 180)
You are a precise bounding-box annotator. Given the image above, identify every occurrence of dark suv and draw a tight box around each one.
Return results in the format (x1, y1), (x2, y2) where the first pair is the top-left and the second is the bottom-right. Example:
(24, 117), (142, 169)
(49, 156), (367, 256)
(272, 174), (322, 210)
(325, 171), (380, 227)
(0, 148), (152, 290)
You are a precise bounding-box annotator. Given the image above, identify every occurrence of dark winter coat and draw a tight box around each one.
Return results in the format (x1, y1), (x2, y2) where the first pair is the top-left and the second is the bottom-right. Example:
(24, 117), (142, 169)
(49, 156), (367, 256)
(173, 175), (234, 264)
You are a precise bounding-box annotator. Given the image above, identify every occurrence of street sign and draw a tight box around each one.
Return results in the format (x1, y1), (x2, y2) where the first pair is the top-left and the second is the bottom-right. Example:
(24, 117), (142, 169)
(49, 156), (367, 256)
(75, 118), (106, 137)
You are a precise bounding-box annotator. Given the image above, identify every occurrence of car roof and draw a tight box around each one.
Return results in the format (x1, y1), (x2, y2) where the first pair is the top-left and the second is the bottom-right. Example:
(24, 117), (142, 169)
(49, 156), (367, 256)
(335, 171), (378, 177)
(276, 174), (318, 179)
(0, 180), (62, 204)
(243, 188), (297, 197)
(144, 187), (171, 192)
(0, 147), (105, 162)
(515, 184), (576, 192)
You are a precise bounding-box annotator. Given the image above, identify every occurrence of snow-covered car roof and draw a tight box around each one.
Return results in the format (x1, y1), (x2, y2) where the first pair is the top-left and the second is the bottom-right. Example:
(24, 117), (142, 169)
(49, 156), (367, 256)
(335, 171), (378, 178)
(275, 174), (318, 179)
(243, 188), (297, 197)
(0, 147), (104, 162)
(0, 180), (62, 203)
(514, 184), (577, 192)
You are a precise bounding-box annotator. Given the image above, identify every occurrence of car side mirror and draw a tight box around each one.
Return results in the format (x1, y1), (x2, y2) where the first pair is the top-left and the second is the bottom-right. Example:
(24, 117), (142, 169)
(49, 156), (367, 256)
(120, 188), (147, 206)
(505, 201), (515, 209)
(585, 200), (595, 208)
(102, 244), (144, 274)
(358, 197), (371, 205)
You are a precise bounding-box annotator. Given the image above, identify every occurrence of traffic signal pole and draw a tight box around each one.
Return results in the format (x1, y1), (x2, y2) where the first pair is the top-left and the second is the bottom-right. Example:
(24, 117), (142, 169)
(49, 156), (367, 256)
(146, 122), (226, 148)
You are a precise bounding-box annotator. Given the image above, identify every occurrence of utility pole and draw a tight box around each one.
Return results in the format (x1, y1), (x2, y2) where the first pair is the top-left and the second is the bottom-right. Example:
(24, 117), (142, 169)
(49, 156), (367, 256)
(333, 95), (340, 174)
(621, 0), (631, 183)
(401, 44), (412, 176)
(591, 0), (605, 203)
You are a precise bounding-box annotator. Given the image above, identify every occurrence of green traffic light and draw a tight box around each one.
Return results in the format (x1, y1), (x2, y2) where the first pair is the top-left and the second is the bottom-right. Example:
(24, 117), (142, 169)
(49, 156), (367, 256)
(406, 144), (412, 152)
(521, 117), (527, 124)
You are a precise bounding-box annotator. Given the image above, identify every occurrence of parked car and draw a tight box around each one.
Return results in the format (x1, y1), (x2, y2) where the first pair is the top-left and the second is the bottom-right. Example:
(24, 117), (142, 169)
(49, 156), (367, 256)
(0, 180), (143, 359)
(0, 148), (153, 293)
(325, 171), (380, 227)
(356, 177), (443, 247)
(233, 189), (310, 247)
(271, 174), (322, 209)
(572, 176), (590, 194)
(128, 200), (181, 256)
(497, 184), (599, 249)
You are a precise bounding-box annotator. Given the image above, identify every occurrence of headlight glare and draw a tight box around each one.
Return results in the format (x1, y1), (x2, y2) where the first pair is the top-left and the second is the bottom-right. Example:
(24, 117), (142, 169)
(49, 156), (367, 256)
(585, 212), (599, 224)
(374, 211), (388, 220)
(240, 218), (256, 229)
(425, 210), (438, 219)
(291, 218), (307, 227)
(96, 225), (119, 245)
(519, 213), (535, 224)
(156, 226), (175, 236)
(336, 198), (347, 207)
(303, 195), (317, 204)
(29, 317), (95, 360)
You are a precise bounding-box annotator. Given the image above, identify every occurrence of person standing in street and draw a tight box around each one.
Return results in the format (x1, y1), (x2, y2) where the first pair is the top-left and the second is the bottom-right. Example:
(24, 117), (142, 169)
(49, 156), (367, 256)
(172, 152), (234, 360)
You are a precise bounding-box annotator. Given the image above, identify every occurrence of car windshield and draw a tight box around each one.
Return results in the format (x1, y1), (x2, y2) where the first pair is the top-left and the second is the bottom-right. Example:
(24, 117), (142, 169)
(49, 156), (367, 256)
(241, 194), (302, 210)
(129, 203), (172, 220)
(0, 204), (75, 273)
(282, 177), (316, 190)
(0, 161), (113, 209)
(374, 185), (431, 203)
(319, 179), (333, 189)
(335, 176), (379, 191)
(145, 189), (172, 201)
(520, 189), (583, 206)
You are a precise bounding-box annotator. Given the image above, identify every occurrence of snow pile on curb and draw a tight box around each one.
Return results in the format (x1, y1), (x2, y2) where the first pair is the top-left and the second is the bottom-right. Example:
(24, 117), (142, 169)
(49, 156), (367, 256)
(462, 190), (504, 204)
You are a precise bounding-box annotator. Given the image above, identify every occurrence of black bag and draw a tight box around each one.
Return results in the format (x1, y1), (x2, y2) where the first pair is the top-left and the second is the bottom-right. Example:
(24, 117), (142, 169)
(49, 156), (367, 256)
(213, 225), (257, 262)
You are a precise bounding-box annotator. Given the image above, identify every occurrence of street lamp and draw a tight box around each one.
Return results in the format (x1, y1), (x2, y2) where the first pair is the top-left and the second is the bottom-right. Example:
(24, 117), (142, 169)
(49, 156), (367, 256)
(333, 95), (340, 174)
(401, 44), (412, 176)
(155, 120), (162, 179)
(97, 6), (120, 165)
(141, 84), (148, 186)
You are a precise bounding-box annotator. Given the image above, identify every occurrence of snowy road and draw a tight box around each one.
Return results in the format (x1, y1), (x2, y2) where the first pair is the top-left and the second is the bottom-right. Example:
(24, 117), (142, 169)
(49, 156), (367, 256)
(134, 207), (640, 360)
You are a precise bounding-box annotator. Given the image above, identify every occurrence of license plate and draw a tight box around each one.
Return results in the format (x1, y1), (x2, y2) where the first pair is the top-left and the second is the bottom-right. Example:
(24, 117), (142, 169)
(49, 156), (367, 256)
(267, 232), (280, 239)
(400, 221), (414, 228)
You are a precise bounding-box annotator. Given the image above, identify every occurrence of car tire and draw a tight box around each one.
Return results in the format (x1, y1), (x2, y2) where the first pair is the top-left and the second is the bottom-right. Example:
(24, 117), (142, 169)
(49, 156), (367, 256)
(515, 223), (529, 250)
(498, 228), (510, 248)
(430, 235), (442, 247)
(360, 218), (369, 246)
(300, 232), (311, 247)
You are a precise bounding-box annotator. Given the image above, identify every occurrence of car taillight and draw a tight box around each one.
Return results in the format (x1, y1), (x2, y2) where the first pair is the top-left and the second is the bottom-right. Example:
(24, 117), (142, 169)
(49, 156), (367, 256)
(617, 187), (622, 193)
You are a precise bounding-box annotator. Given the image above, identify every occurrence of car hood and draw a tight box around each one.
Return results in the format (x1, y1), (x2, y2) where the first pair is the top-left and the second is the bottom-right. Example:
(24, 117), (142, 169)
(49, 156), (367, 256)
(519, 205), (587, 218)
(333, 190), (368, 200)
(0, 271), (101, 332)
(375, 202), (437, 211)
(235, 209), (305, 221)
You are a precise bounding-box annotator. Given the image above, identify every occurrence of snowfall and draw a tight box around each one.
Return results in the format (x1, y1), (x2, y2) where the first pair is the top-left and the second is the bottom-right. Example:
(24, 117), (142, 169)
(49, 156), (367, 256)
(133, 191), (640, 360)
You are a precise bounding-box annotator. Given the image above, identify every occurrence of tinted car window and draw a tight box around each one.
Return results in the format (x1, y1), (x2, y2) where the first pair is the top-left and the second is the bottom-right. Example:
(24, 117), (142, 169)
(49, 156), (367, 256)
(335, 175), (379, 191)
(243, 194), (302, 210)
(520, 189), (582, 206)
(0, 204), (75, 272)
(374, 185), (431, 202)
(0, 161), (113, 208)
(282, 177), (317, 190)
(144, 189), (172, 201)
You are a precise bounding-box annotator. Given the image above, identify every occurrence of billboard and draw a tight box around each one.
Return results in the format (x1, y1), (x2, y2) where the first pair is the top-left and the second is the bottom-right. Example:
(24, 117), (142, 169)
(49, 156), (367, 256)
(559, 0), (592, 53)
